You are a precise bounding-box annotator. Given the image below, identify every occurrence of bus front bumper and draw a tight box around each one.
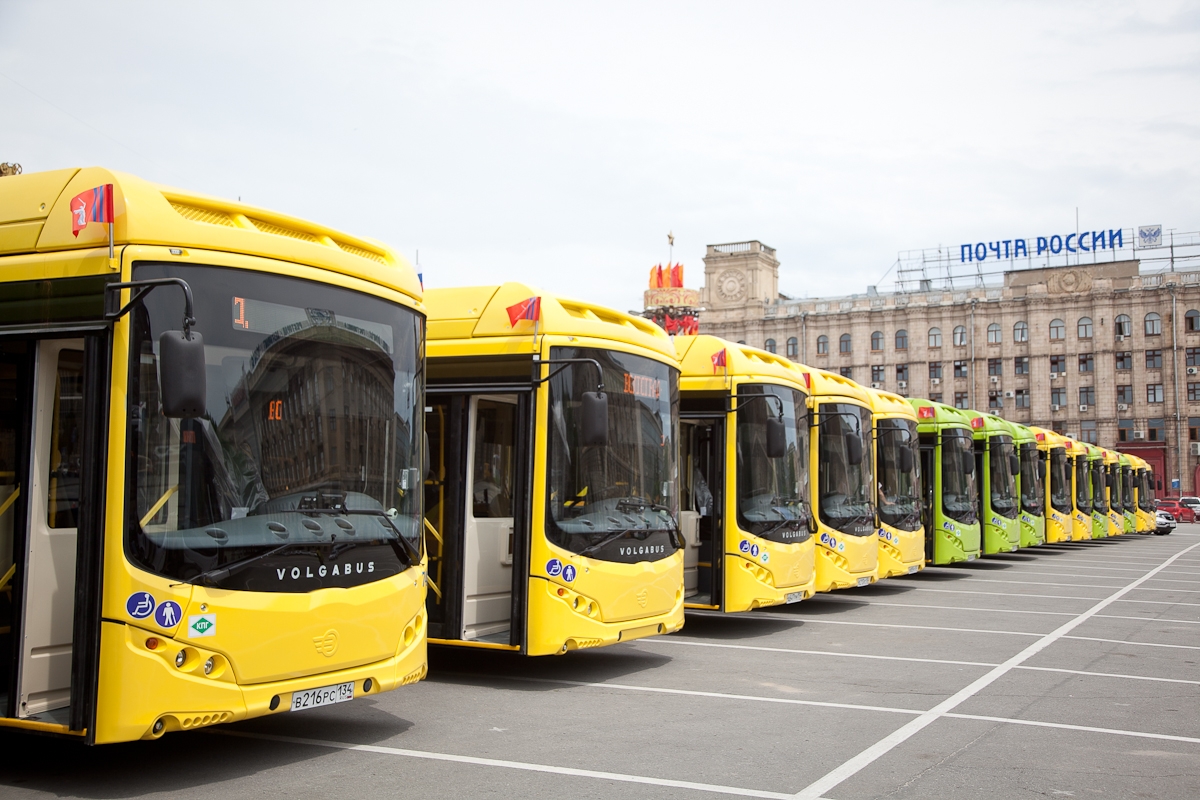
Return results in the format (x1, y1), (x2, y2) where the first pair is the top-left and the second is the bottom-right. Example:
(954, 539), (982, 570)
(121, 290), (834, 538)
(526, 576), (685, 656)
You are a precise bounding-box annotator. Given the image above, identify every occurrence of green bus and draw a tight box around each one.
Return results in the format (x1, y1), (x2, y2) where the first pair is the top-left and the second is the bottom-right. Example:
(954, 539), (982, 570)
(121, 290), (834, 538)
(910, 399), (981, 564)
(1082, 442), (1109, 539)
(965, 411), (1021, 554)
(1010, 421), (1046, 548)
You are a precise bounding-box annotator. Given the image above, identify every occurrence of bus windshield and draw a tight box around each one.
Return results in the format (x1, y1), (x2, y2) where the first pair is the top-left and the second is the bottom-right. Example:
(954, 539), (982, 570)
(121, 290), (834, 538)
(817, 403), (875, 536)
(128, 263), (424, 592)
(1139, 471), (1155, 511)
(1108, 467), (1122, 509)
(1075, 457), (1092, 514)
(1049, 449), (1072, 514)
(1091, 462), (1109, 512)
(1019, 443), (1044, 516)
(941, 429), (977, 525)
(546, 346), (681, 563)
(990, 436), (1018, 518)
(736, 384), (811, 543)
(1121, 468), (1134, 512)
(877, 418), (921, 532)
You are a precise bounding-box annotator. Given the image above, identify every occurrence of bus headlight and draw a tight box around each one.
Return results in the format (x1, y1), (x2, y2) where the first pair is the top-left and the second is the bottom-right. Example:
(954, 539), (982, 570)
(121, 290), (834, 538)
(175, 650), (186, 668)
(204, 657), (215, 675)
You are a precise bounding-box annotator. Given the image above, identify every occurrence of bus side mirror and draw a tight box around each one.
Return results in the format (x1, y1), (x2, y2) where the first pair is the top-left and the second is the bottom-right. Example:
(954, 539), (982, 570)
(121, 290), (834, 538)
(844, 432), (863, 466)
(1157, 479), (1163, 490)
(963, 452), (975, 474)
(1038, 460), (1046, 480)
(766, 417), (787, 459)
(158, 330), (206, 418)
(1010, 454), (1020, 475)
(898, 446), (914, 474)
(581, 391), (608, 446)
(1106, 474), (1114, 489)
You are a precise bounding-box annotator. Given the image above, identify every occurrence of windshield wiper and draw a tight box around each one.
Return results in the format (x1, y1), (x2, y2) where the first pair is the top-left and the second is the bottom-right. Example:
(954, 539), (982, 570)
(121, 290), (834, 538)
(298, 506), (421, 565)
(171, 541), (298, 587)
(577, 529), (643, 558)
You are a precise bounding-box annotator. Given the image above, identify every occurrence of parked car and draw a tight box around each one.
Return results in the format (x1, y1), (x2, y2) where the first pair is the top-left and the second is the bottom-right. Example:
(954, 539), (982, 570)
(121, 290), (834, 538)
(1156, 499), (1195, 523)
(1180, 496), (1200, 513)
(1156, 510), (1177, 535)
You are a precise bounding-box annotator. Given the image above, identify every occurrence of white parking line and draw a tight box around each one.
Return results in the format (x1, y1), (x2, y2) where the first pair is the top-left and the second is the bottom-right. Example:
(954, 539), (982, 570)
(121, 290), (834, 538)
(690, 609), (1044, 637)
(947, 578), (1125, 590)
(646, 637), (996, 667)
(881, 587), (1104, 602)
(791, 540), (1200, 800)
(1114, 598), (1200, 607)
(1145, 576), (1200, 584)
(215, 730), (797, 799)
(817, 598), (1077, 617)
(1130, 586), (1200, 594)
(1063, 635), (1200, 650)
(1095, 614), (1200, 625)
(1016, 666), (1200, 686)
(943, 713), (1200, 745)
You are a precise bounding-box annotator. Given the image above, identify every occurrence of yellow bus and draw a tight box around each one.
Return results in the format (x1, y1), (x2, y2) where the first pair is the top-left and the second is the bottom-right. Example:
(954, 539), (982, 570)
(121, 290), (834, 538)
(1064, 438), (1094, 542)
(1101, 448), (1124, 536)
(1128, 454), (1156, 533)
(805, 369), (878, 590)
(0, 167), (428, 743)
(865, 388), (924, 578)
(672, 335), (815, 611)
(421, 283), (684, 654)
(1029, 427), (1072, 543)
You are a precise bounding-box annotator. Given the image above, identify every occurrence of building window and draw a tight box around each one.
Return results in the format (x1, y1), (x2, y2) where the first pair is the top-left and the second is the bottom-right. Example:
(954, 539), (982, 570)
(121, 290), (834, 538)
(1116, 351), (1132, 370)
(1188, 347), (1200, 367)
(1118, 419), (1133, 441)
(1014, 356), (1029, 375)
(928, 327), (942, 348)
(1190, 417), (1200, 441)
(787, 337), (798, 358)
(1117, 385), (1133, 404)
(871, 331), (883, 351)
(1077, 317), (1093, 339)
(1080, 420), (1098, 444)
(1147, 383), (1165, 403)
(954, 360), (968, 378)
(988, 390), (1002, 409)
(816, 335), (828, 355)
(1078, 353), (1094, 373)
(1049, 318), (1066, 340)
(954, 391), (969, 409)
(840, 367), (852, 379)
(1188, 310), (1200, 332)
(953, 325), (967, 346)
(872, 365), (885, 383)
(929, 362), (943, 380)
(1146, 349), (1163, 369)
(1050, 355), (1066, 374)
(897, 364), (909, 382)
(1051, 387), (1066, 406)
(1148, 418), (1165, 441)
(930, 393), (943, 403)
(987, 323), (1001, 344)
(1015, 389), (1030, 408)
(764, 338), (776, 354)
(1115, 314), (1132, 337)
(1145, 312), (1162, 336)
(1013, 321), (1029, 342)
(1190, 383), (1200, 403)
(1079, 386), (1095, 407)
(895, 329), (908, 350)
(839, 333), (852, 354)
(988, 358), (1002, 376)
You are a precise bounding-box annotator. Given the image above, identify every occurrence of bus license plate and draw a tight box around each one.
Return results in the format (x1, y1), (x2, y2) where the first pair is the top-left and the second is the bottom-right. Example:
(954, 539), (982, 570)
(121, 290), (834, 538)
(786, 591), (805, 604)
(291, 681), (354, 712)
(907, 565), (919, 574)
(856, 577), (871, 587)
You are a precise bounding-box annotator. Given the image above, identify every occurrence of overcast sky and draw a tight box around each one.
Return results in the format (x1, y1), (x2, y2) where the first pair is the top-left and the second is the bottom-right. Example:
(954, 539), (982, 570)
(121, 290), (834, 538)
(3, 2), (1198, 310)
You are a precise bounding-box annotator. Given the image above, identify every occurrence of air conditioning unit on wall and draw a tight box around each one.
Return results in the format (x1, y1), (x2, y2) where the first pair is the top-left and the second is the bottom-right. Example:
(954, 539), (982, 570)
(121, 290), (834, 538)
(1051, 404), (1061, 412)
(990, 376), (999, 384)
(931, 377), (941, 385)
(1189, 367), (1199, 375)
(1050, 373), (1060, 380)
(1079, 404), (1089, 412)
(1133, 430), (1146, 440)
(1004, 391), (1014, 398)
(1191, 442), (1200, 457)
(898, 381), (908, 389)
(1116, 334), (1125, 342)
(1118, 403), (1129, 411)
(871, 382), (883, 389)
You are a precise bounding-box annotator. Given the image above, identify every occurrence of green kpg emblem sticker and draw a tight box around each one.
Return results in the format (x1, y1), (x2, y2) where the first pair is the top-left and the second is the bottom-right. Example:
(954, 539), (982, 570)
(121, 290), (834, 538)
(188, 613), (216, 638)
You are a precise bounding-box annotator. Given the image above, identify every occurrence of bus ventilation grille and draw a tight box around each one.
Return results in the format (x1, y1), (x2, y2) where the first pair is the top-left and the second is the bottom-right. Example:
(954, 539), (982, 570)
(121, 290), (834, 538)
(565, 637), (604, 650)
(170, 202), (236, 227)
(399, 664), (427, 686)
(180, 711), (233, 729)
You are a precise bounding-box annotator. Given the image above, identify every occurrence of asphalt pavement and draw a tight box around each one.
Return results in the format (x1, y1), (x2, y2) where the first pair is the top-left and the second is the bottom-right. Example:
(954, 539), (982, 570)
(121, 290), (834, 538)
(2, 528), (1198, 799)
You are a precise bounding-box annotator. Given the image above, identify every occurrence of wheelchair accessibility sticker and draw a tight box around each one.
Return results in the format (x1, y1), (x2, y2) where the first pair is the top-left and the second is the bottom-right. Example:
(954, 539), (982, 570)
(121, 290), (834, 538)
(126, 592), (155, 619)
(546, 558), (563, 578)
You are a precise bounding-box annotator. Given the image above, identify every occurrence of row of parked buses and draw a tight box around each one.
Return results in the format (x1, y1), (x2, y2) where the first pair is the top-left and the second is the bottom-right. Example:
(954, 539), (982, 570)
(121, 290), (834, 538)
(0, 168), (1161, 745)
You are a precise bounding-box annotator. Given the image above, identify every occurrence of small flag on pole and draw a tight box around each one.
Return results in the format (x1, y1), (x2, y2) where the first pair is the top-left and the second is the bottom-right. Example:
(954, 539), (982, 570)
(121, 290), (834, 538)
(710, 348), (727, 373)
(506, 296), (542, 327)
(70, 184), (114, 238)
(417, 273), (424, 291)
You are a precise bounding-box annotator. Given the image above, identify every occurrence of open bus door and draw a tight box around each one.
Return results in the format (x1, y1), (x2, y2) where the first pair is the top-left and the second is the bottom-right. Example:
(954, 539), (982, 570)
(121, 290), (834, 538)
(2, 334), (108, 741)
(919, 440), (936, 562)
(679, 414), (724, 609)
(424, 389), (532, 651)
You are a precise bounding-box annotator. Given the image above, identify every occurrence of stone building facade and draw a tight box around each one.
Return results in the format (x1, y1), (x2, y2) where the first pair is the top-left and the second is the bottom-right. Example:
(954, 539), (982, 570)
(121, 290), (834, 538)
(698, 240), (1200, 494)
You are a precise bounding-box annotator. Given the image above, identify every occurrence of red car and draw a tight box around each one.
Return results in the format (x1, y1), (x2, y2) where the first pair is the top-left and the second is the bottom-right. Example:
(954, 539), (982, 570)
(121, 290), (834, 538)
(1156, 499), (1195, 523)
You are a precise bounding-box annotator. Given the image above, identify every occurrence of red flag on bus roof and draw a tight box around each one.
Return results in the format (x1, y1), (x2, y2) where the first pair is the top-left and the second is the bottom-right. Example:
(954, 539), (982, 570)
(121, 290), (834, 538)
(711, 348), (727, 373)
(70, 184), (114, 237)
(506, 296), (541, 327)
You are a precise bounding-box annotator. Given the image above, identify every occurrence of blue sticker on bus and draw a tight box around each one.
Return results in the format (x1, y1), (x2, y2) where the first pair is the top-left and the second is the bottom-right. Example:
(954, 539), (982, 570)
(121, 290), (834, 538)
(154, 600), (182, 628)
(546, 558), (563, 577)
(739, 540), (750, 553)
(562, 564), (577, 582)
(126, 592), (155, 619)
(750, 544), (759, 557)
